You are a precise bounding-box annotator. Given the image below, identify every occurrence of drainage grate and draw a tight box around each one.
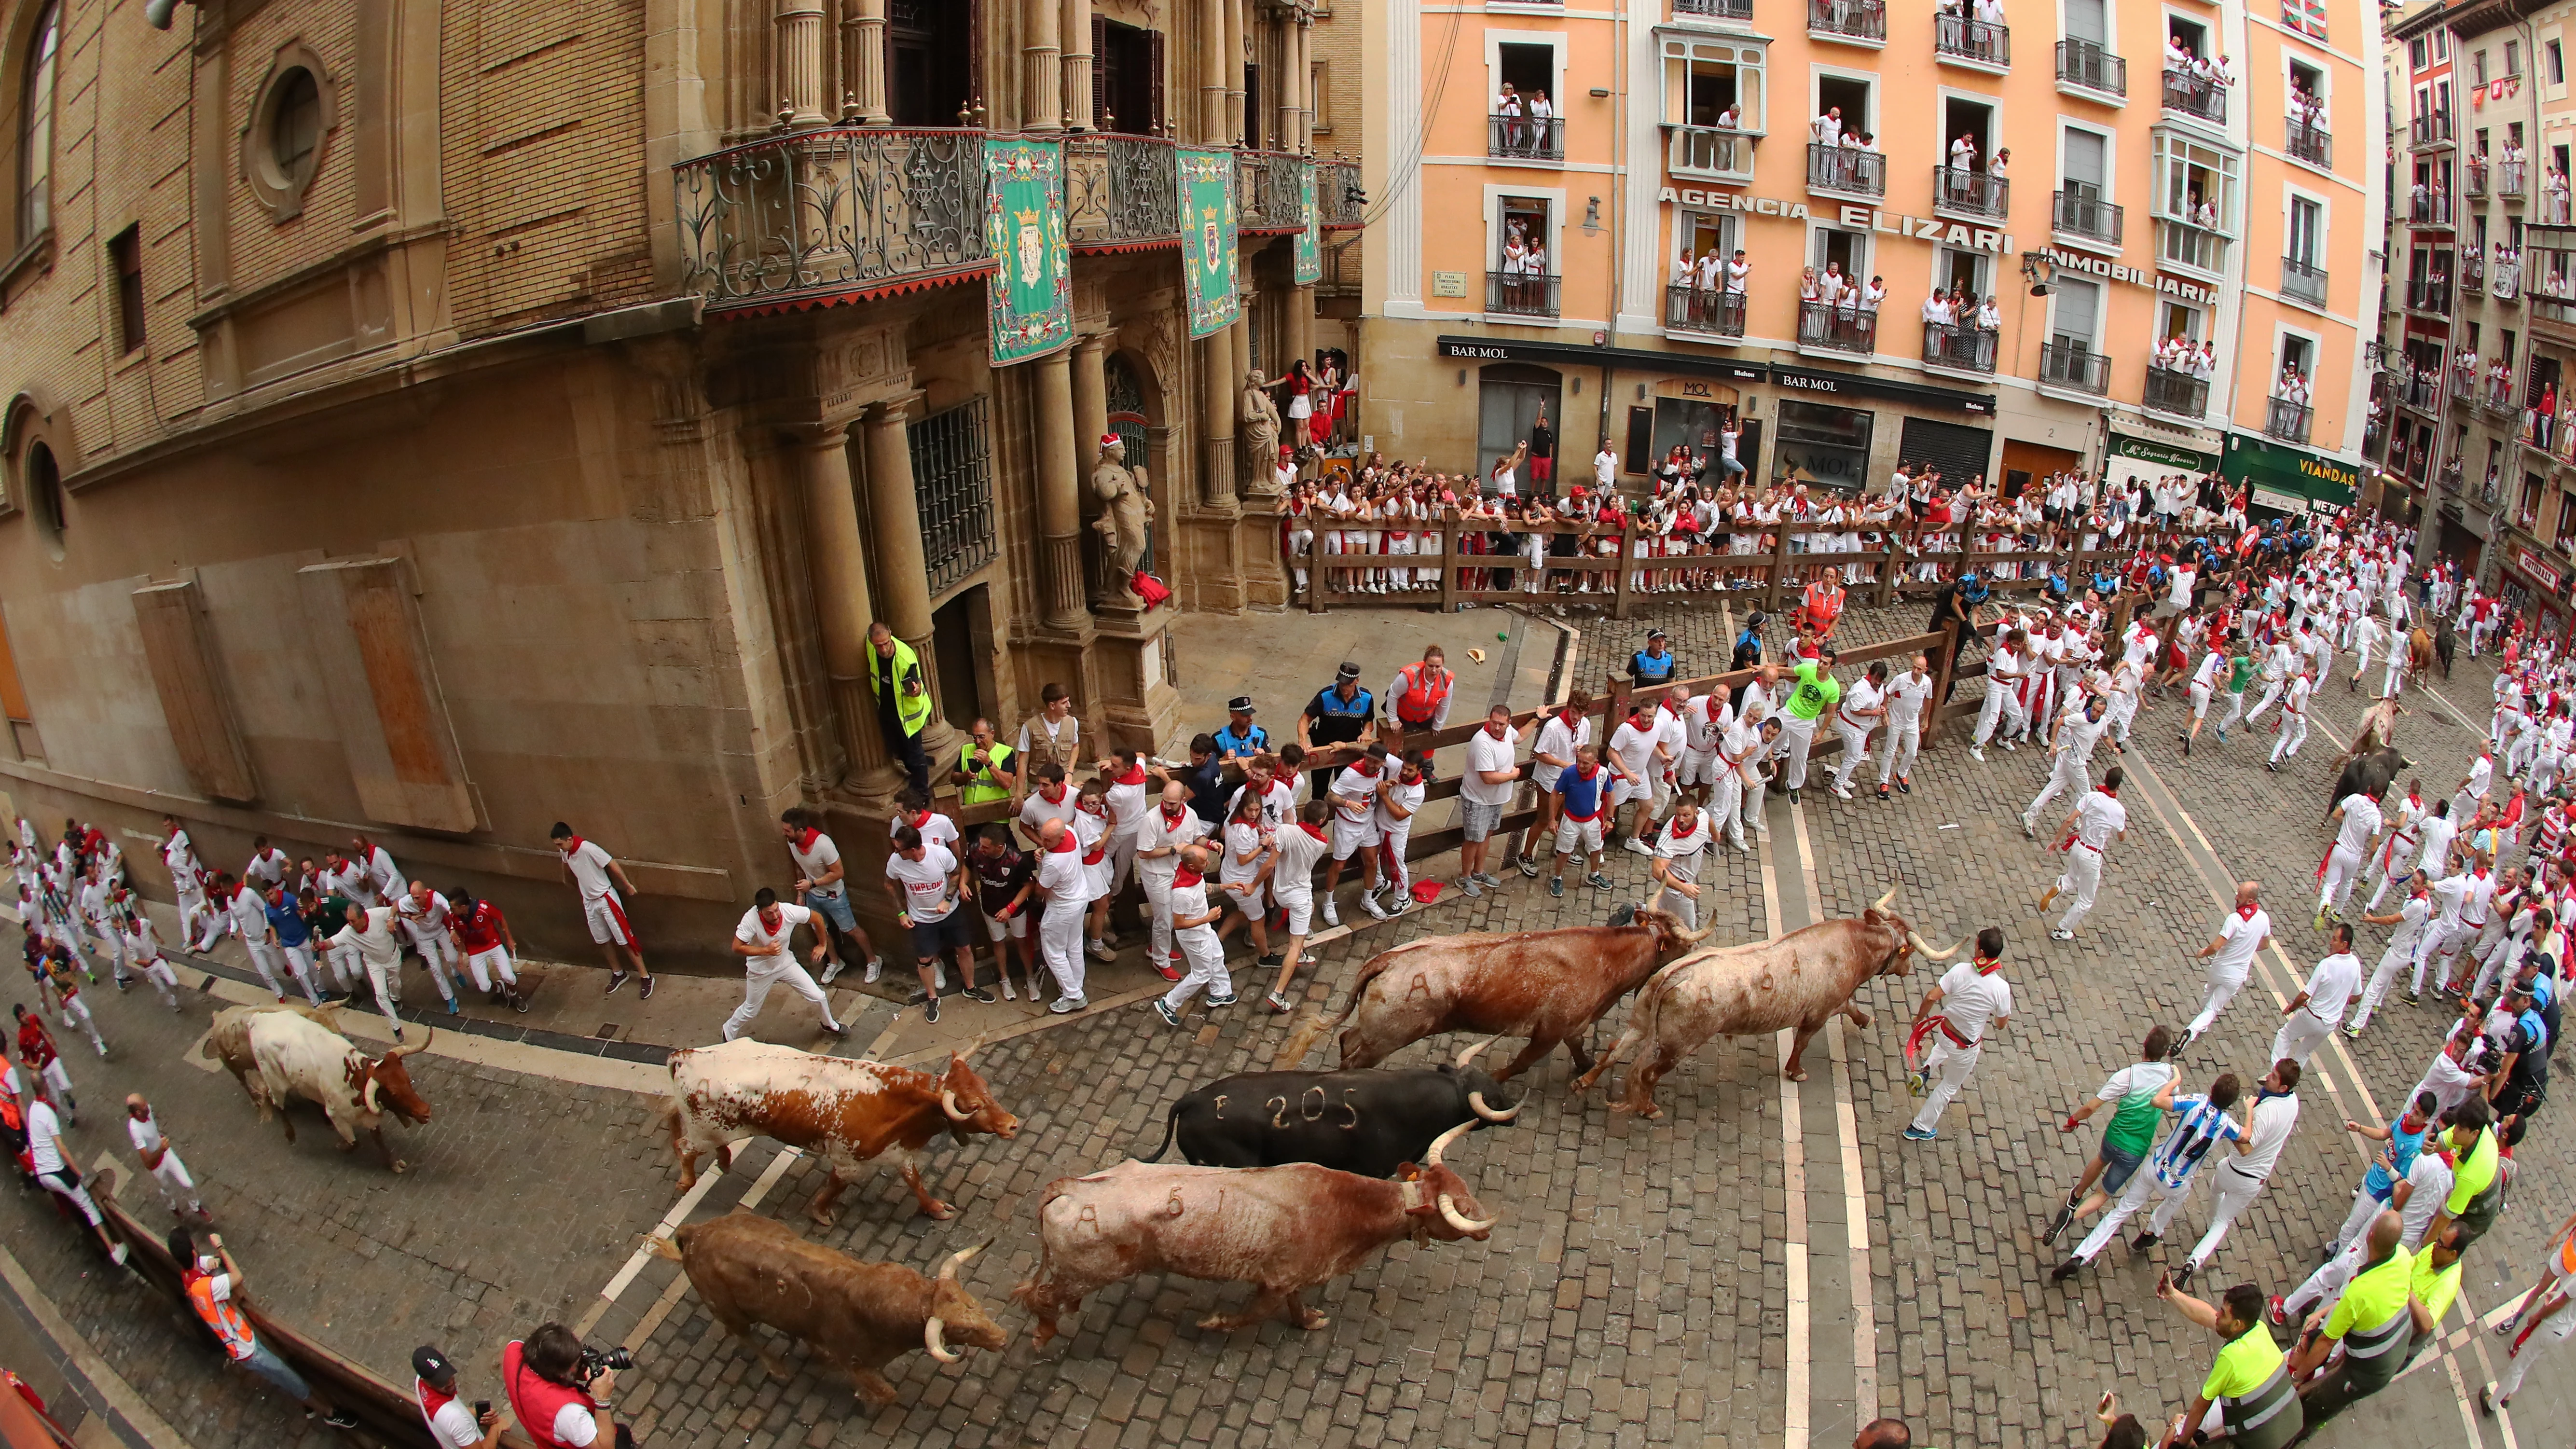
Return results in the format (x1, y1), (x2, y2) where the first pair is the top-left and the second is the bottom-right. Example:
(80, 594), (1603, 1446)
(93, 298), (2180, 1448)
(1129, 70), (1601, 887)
(595, 1023), (620, 1040)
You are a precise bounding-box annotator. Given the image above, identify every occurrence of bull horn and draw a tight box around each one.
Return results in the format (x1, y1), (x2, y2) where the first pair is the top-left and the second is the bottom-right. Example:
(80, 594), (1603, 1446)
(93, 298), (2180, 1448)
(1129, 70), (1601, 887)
(1425, 1121), (1474, 1167)
(1437, 1193), (1498, 1235)
(941, 1089), (970, 1123)
(1674, 924), (1713, 945)
(1453, 1035), (1500, 1071)
(1907, 931), (1963, 961)
(939, 1242), (988, 1283)
(1873, 886), (1899, 912)
(1468, 1091), (1520, 1124)
(386, 1028), (429, 1059)
(923, 1317), (960, 1364)
(363, 1076), (383, 1116)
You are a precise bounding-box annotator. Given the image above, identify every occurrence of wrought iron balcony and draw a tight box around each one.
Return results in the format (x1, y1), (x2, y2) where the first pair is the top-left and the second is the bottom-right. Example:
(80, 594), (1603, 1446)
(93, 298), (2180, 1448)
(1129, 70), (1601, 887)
(1934, 14), (2009, 68)
(1807, 142), (1886, 198)
(2143, 365), (2208, 418)
(2162, 69), (2227, 125)
(2157, 219), (2230, 276)
(1319, 160), (1365, 228)
(2280, 255), (2327, 308)
(2264, 396), (2313, 444)
(1066, 134), (1178, 249)
(2450, 371), (2476, 407)
(2407, 277), (2452, 315)
(1669, 126), (1755, 179)
(1796, 298), (1878, 355)
(2502, 160), (2529, 200)
(1807, 0), (1886, 42)
(2038, 340), (2110, 395)
(1237, 151), (1308, 233)
(674, 126), (988, 312)
(1488, 270), (1561, 318)
(1673, 0), (1753, 16)
(2411, 111), (2455, 148)
(2056, 40), (2127, 98)
(1488, 114), (1565, 163)
(1933, 167), (2008, 221)
(2484, 383), (2523, 420)
(1921, 321), (1998, 374)
(2053, 190), (2123, 245)
(2468, 156), (2490, 198)
(2286, 118), (2330, 168)
(2463, 252), (2486, 291)
(2407, 194), (2454, 227)
(1666, 285), (1747, 338)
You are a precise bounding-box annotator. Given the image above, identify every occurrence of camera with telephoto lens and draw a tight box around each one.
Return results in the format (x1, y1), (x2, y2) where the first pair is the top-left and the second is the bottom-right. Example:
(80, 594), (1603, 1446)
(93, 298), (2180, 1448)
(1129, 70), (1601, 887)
(576, 1344), (634, 1383)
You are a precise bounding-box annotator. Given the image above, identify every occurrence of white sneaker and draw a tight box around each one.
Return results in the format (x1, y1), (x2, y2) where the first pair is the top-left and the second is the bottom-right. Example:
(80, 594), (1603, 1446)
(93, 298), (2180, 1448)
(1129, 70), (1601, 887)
(862, 957), (883, 984)
(1322, 898), (1341, 928)
(933, 962), (949, 989)
(1831, 784), (1853, 800)
(818, 959), (844, 985)
(1622, 838), (1655, 856)
(1000, 977), (1018, 1001)
(1048, 994), (1088, 1014)
(1087, 939), (1115, 962)
(1970, 746), (1986, 762)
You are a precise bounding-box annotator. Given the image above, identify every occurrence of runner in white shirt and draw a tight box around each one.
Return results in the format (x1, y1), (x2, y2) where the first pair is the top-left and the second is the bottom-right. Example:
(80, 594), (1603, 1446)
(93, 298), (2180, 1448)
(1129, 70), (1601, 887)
(125, 1093), (207, 1221)
(1828, 664), (1887, 800)
(1133, 783), (1208, 977)
(2266, 671), (2314, 769)
(1607, 705), (1669, 856)
(2272, 927), (2363, 1067)
(551, 823), (653, 996)
(1518, 702), (1590, 878)
(2039, 769), (2131, 940)
(1675, 690), (1729, 804)
(2348, 873), (2435, 1035)
(724, 887), (849, 1041)
(880, 831), (986, 1023)
(1033, 818), (1097, 1012)
(1373, 754), (1428, 912)
(2361, 785), (2430, 910)
(24, 1095), (123, 1265)
(2173, 1061), (2302, 1288)
(1323, 748), (1391, 927)
(1646, 801), (1713, 931)
(1258, 801), (1335, 1014)
(243, 838), (292, 893)
(331, 904), (414, 1040)
(119, 907), (181, 1010)
(1152, 844), (1234, 1026)
(2433, 861), (2501, 994)
(782, 806), (882, 986)
(1877, 655), (1933, 799)
(228, 878), (289, 1001)
(1904, 929), (2013, 1140)
(2317, 791), (2383, 926)
(2180, 885), (2272, 1052)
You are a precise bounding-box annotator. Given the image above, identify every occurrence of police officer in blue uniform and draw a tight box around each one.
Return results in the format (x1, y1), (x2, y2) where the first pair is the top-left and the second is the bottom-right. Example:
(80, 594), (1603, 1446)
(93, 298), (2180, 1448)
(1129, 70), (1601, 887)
(1298, 662), (1378, 800)
(1630, 629), (1679, 687)
(1212, 696), (1270, 763)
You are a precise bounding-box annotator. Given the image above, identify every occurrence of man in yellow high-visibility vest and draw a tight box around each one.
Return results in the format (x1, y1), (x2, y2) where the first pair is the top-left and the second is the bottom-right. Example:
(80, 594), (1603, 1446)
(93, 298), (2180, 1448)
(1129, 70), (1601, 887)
(868, 622), (935, 798)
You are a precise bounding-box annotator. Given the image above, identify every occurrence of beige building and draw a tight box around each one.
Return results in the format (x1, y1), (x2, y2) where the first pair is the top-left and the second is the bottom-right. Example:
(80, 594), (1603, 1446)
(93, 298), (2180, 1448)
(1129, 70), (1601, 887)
(1360, 0), (2384, 511)
(0, 0), (1355, 961)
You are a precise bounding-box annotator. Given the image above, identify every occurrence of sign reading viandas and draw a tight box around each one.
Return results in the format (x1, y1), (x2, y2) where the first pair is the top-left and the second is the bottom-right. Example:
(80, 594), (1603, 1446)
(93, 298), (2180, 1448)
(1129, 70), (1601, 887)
(2221, 432), (2359, 514)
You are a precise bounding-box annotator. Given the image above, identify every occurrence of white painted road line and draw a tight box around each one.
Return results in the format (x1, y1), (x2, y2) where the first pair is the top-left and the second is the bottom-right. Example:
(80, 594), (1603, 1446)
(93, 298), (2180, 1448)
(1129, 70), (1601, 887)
(1789, 799), (1878, 1427)
(1757, 821), (1810, 1449)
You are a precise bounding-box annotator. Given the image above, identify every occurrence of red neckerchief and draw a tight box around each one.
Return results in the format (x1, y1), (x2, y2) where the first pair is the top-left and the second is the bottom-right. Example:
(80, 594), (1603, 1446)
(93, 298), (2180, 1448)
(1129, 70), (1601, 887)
(1047, 831), (1079, 855)
(1972, 955), (2005, 976)
(794, 827), (821, 852)
(2098, 785), (2119, 799)
(563, 836), (585, 855)
(1041, 784), (1068, 806)
(1174, 866), (1204, 888)
(1297, 822), (1328, 842)
(1576, 763), (1600, 782)
(906, 809), (935, 832)
(1668, 816), (1698, 839)
(1116, 764), (1148, 787)
(2236, 902), (2260, 921)
(1159, 804), (1185, 828)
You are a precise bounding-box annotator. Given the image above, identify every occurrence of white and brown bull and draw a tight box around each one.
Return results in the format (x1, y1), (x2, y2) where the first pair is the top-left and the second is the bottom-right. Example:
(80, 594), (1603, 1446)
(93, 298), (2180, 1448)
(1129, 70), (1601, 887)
(1276, 907), (1708, 1079)
(662, 1039), (1019, 1227)
(199, 1004), (433, 1171)
(1574, 889), (1957, 1118)
(1012, 1122), (1497, 1349)
(645, 1210), (1004, 1408)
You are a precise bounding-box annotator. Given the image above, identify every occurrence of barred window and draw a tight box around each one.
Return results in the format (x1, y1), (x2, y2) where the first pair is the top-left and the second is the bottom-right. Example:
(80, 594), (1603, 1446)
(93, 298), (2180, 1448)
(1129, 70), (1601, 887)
(908, 397), (996, 599)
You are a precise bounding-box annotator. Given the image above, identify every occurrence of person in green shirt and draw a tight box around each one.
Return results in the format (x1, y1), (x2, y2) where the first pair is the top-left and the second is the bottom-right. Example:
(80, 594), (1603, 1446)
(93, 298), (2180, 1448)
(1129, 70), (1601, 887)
(2214, 638), (2256, 745)
(2427, 1097), (2503, 1248)
(1776, 650), (1843, 804)
(2043, 1024), (2178, 1247)
(2410, 1224), (2466, 1372)
(300, 885), (358, 1002)
(951, 718), (1019, 807)
(2289, 1210), (2433, 1427)
(2154, 1277), (2301, 1449)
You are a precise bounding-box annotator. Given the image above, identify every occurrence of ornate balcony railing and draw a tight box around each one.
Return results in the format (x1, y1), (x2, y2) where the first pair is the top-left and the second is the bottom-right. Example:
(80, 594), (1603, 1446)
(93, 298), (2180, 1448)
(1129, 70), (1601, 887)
(674, 126), (989, 310)
(1237, 151), (1308, 233)
(1807, 0), (1886, 42)
(2286, 118), (2330, 167)
(1319, 160), (1364, 228)
(2468, 156), (2491, 198)
(1807, 142), (1887, 197)
(2143, 365), (2208, 418)
(1065, 134), (1178, 249)
(2280, 255), (2327, 307)
(2407, 277), (2452, 315)
(1934, 14), (2009, 67)
(1666, 285), (1747, 338)
(2056, 39), (2126, 97)
(2408, 194), (2455, 226)
(2264, 397), (2313, 444)
(1488, 270), (1561, 318)
(2504, 160), (2530, 199)
(2162, 68), (2227, 124)
(1921, 321), (1998, 373)
(1796, 298), (1878, 354)
(1933, 167), (2008, 221)
(1674, 0), (1754, 15)
(2039, 341), (2110, 395)
(2396, 374), (2437, 414)
(1670, 126), (1755, 179)
(2053, 190), (2123, 245)
(2412, 111), (2455, 148)
(2451, 371), (2476, 407)
(1488, 114), (1565, 162)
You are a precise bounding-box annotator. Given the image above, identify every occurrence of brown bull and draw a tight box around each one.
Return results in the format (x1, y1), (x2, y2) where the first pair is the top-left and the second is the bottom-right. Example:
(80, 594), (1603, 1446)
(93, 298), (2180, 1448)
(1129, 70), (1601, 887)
(1574, 890), (1956, 1118)
(646, 1211), (1004, 1408)
(1275, 907), (1707, 1079)
(1013, 1122), (1496, 1349)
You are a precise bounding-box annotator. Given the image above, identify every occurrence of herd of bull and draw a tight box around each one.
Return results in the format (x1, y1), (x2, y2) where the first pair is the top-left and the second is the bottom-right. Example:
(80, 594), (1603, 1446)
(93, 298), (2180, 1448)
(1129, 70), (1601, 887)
(189, 892), (1953, 1408)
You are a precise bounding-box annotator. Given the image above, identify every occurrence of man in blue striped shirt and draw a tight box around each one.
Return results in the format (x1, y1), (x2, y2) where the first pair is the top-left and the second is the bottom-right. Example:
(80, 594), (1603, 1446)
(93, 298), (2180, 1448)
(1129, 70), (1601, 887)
(2053, 1071), (2244, 1282)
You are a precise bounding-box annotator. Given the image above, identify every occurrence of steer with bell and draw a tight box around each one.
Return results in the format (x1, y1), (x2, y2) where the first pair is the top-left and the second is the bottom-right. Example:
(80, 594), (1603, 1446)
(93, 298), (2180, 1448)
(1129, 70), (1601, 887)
(1577, 888), (1956, 1118)
(1015, 1122), (1498, 1347)
(1149, 1042), (1520, 1177)
(647, 1210), (1005, 1408)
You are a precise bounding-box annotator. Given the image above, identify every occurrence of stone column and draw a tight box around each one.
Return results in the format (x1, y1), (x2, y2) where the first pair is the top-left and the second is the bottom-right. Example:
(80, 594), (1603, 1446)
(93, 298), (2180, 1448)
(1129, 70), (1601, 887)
(1201, 330), (1238, 508)
(1276, 13), (1301, 155)
(1286, 287), (1315, 444)
(1024, 0), (1063, 132)
(1072, 335), (1110, 469)
(1226, 0), (1248, 145)
(1296, 15), (1315, 150)
(1062, 0), (1094, 131)
(860, 400), (963, 771)
(840, 0), (888, 124)
(774, 0), (829, 128)
(794, 425), (901, 797)
(1035, 349), (1092, 630)
(1201, 0), (1230, 144)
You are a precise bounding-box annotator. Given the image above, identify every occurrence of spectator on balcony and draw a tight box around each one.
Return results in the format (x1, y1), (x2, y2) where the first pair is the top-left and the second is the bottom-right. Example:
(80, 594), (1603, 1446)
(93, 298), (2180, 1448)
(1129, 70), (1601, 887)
(1726, 248), (1750, 295)
(1948, 134), (1978, 203)
(1716, 101), (1743, 130)
(1988, 147), (2009, 186)
(2410, 177), (2430, 219)
(1863, 275), (1887, 313)
(1971, 0), (2005, 29)
(2165, 33), (2195, 71)
(2539, 383), (2559, 450)
(1801, 266), (1822, 305)
(2504, 137), (2526, 191)
(2547, 167), (2572, 221)
(1812, 107), (1845, 186)
(2189, 341), (2216, 381)
(1975, 293), (2000, 331)
(1495, 82), (1524, 154)
(1526, 89), (1555, 153)
(1924, 288), (1956, 330)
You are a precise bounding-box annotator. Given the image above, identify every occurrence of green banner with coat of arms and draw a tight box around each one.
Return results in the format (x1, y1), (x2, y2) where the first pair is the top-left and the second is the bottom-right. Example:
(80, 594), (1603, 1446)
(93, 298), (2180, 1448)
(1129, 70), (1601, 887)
(1294, 164), (1322, 285)
(1178, 148), (1239, 338)
(983, 139), (1072, 366)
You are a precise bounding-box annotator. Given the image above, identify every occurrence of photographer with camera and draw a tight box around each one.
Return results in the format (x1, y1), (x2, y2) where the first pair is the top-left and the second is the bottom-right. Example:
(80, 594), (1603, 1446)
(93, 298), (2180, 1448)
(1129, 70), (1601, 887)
(503, 1323), (632, 1448)
(413, 1345), (506, 1448)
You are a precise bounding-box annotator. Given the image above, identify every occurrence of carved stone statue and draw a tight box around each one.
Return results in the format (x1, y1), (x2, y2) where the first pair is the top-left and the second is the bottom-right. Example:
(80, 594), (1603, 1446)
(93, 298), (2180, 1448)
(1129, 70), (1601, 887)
(1240, 369), (1282, 477)
(1090, 432), (1156, 599)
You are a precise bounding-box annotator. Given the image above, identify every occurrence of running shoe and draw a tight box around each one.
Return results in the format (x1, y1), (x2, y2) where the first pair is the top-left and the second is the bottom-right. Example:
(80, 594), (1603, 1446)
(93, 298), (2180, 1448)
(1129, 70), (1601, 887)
(639, 976), (657, 1000)
(862, 956), (884, 984)
(2266, 1295), (2288, 1328)
(1517, 858), (1543, 879)
(1969, 745), (1985, 762)
(2131, 1231), (2160, 1251)
(2041, 1201), (2077, 1245)
(1155, 960), (1184, 981)
(1205, 994), (1238, 1008)
(606, 969), (630, 994)
(2169, 1261), (2196, 1291)
(1901, 1125), (1936, 1141)
(923, 995), (941, 1024)
(1623, 838), (1655, 856)
(963, 987), (995, 1003)
(2050, 928), (2075, 941)
(1360, 893), (1388, 921)
(1047, 994), (1088, 1014)
(1898, 776), (1911, 794)
(1322, 898), (1341, 928)
(1460, 879), (1485, 898)
(1548, 878), (1564, 898)
(1265, 991), (1293, 1013)
(1586, 872), (1613, 890)
(1153, 1000), (1182, 1027)
(2049, 1259), (2084, 1283)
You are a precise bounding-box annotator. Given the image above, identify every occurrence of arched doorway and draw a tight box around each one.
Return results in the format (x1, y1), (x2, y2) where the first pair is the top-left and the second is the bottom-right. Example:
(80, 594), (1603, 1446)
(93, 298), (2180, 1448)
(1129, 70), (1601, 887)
(1477, 362), (1561, 492)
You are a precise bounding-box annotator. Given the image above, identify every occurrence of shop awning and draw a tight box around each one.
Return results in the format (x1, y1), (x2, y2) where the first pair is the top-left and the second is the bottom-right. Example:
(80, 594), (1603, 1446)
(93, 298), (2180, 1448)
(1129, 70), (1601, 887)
(2220, 432), (2360, 515)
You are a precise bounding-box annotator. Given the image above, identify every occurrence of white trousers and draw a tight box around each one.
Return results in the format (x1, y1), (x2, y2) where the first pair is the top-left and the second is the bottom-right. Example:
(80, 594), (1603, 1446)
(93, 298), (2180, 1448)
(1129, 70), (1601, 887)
(2189, 969), (2248, 1034)
(2245, 679), (2285, 723)
(2105, 691), (2137, 743)
(2185, 1162), (2270, 1271)
(1973, 686), (2014, 746)
(722, 958), (840, 1040)
(2286, 1189), (2394, 1320)
(2269, 714), (2308, 763)
(1709, 774), (1751, 848)
(2073, 1168), (2198, 1262)
(242, 938), (286, 998)
(136, 954), (179, 1007)
(1140, 872), (1176, 965)
(406, 923), (462, 1001)
(279, 943), (323, 1005)
(1040, 900), (1089, 999)
(2054, 845), (2105, 932)
(1382, 828), (1412, 895)
(1909, 1037), (1982, 1134)
(2362, 840), (2417, 908)
(1778, 714), (1817, 790)
(2320, 844), (2364, 914)
(2212, 690), (2246, 735)
(1106, 833), (1140, 902)
(143, 1149), (201, 1215)
(464, 945), (519, 993)
(1879, 718), (1921, 784)
(58, 994), (103, 1053)
(1831, 720), (1873, 788)
(2415, 920), (2466, 994)
(323, 942), (362, 991)
(2498, 1298), (2576, 1400)
(1652, 886), (1699, 933)
(2349, 941), (2415, 1032)
(364, 958), (406, 1035)
(1160, 925), (1231, 1009)
(2272, 1009), (2333, 1068)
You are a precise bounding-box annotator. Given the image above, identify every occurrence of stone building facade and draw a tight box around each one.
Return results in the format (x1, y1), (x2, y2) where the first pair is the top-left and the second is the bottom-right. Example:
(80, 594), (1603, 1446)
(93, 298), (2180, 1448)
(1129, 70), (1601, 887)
(0, 0), (1356, 963)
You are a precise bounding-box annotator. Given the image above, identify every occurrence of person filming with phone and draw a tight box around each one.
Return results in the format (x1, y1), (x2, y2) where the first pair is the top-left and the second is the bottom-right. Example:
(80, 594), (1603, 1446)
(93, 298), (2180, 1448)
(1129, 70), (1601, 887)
(413, 1345), (507, 1448)
(503, 1322), (633, 1448)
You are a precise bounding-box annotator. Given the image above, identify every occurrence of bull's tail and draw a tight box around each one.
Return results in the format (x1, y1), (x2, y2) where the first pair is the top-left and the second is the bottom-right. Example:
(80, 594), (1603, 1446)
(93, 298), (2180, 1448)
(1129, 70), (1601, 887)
(1146, 1101), (1182, 1162)
(197, 1033), (219, 1061)
(1577, 958), (1685, 1094)
(643, 1233), (682, 1263)
(1274, 948), (1411, 1068)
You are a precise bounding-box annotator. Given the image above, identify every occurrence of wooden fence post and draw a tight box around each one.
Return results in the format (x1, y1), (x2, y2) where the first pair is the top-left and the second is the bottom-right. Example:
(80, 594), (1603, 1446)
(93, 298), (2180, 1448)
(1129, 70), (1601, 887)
(1614, 521), (1636, 620)
(1764, 527), (1791, 610)
(1441, 515), (1460, 615)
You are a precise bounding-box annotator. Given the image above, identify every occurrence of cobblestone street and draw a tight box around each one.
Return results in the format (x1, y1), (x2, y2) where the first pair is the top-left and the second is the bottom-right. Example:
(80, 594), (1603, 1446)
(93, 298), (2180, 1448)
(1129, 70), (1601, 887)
(2, 596), (2566, 1449)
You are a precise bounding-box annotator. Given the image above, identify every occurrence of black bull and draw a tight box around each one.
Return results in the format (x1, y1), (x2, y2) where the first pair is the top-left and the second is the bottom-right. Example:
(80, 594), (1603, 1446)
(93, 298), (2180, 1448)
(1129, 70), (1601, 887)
(1148, 1059), (1522, 1179)
(2327, 746), (2410, 822)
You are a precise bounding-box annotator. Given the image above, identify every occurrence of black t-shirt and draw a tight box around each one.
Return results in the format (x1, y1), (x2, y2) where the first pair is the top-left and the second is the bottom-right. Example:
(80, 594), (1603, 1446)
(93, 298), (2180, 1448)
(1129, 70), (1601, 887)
(1928, 583), (1970, 634)
(1182, 758), (1229, 826)
(1529, 422), (1555, 459)
(971, 848), (1036, 916)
